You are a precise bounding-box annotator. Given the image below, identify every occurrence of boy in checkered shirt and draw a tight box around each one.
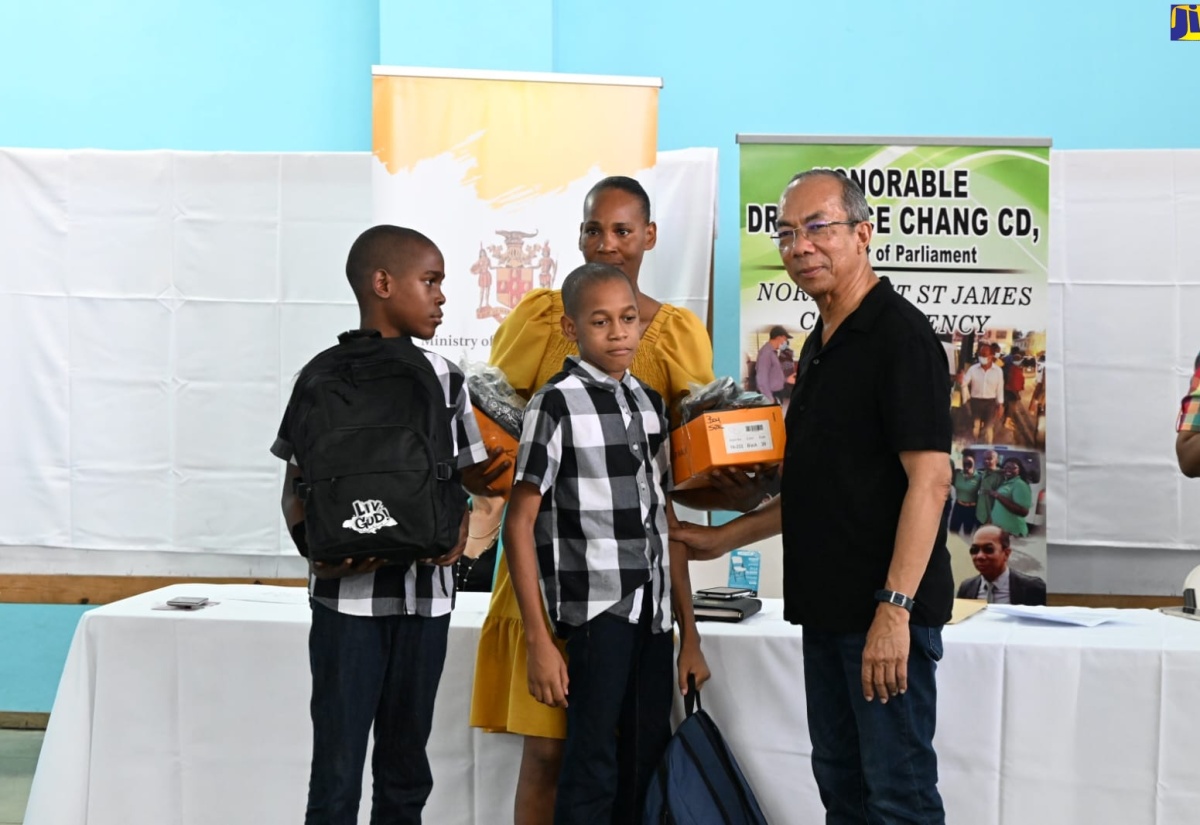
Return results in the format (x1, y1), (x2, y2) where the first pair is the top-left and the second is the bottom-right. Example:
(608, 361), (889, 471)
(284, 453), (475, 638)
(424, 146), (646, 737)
(272, 225), (507, 825)
(503, 262), (706, 824)
(1178, 349), (1200, 476)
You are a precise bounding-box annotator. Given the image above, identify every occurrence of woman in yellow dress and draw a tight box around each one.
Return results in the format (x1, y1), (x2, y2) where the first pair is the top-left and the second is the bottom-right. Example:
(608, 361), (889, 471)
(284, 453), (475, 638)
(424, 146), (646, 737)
(469, 176), (717, 824)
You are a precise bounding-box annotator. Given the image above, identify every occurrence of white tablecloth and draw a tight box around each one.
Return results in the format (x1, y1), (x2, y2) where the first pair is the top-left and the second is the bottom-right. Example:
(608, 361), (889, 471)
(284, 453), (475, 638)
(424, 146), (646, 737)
(25, 585), (1200, 825)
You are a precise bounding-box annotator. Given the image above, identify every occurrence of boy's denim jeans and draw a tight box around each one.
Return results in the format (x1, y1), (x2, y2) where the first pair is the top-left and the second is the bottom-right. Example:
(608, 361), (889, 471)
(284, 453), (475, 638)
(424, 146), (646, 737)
(304, 601), (450, 825)
(802, 624), (946, 825)
(555, 604), (674, 825)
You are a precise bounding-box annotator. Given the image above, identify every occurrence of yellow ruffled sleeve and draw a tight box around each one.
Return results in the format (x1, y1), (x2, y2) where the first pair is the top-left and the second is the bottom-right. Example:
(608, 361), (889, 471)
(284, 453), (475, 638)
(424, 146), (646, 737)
(488, 289), (576, 400)
(640, 304), (716, 421)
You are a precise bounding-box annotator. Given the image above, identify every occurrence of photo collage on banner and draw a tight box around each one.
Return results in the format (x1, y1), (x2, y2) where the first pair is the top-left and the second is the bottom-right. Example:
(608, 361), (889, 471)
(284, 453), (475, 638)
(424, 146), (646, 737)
(371, 67), (660, 369)
(738, 137), (1051, 598)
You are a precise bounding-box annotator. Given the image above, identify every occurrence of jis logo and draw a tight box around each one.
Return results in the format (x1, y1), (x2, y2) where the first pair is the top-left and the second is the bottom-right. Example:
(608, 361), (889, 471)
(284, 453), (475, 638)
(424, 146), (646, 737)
(343, 499), (398, 534)
(1171, 5), (1200, 40)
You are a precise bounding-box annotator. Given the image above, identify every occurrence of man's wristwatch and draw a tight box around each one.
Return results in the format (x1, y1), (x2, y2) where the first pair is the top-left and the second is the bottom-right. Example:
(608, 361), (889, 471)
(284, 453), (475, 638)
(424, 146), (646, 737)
(874, 589), (915, 612)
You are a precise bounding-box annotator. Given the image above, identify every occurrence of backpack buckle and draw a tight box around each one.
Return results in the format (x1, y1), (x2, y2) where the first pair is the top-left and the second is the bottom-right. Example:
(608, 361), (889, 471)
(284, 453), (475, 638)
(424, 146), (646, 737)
(435, 462), (454, 481)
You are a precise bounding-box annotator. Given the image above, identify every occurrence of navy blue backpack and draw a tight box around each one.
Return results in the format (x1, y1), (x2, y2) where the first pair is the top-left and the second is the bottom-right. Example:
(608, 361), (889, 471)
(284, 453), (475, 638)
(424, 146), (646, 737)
(644, 677), (770, 824)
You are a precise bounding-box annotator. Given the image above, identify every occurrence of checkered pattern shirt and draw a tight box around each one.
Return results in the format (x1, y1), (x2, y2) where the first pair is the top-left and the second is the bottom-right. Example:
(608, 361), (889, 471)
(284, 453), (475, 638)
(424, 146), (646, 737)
(1179, 351), (1200, 433)
(514, 357), (673, 635)
(272, 342), (489, 618)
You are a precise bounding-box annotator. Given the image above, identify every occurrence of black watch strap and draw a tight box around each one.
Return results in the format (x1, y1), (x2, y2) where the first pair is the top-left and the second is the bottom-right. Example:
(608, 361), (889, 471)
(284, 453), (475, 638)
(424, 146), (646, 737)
(874, 589), (915, 612)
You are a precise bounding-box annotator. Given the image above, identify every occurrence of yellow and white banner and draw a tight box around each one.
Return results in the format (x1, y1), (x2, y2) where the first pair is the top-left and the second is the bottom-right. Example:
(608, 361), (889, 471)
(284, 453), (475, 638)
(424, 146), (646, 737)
(372, 67), (660, 365)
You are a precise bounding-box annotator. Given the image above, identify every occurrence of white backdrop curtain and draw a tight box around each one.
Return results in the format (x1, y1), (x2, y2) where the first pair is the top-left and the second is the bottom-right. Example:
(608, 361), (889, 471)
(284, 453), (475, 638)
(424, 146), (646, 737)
(2, 148), (1198, 585)
(0, 147), (717, 576)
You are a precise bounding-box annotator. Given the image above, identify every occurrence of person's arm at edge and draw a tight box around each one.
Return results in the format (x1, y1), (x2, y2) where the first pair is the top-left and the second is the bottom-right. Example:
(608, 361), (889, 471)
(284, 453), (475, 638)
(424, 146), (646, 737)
(282, 462), (304, 533)
(671, 494), (783, 561)
(667, 502), (710, 696)
(505, 480), (569, 708)
(861, 450), (950, 704)
(1178, 431), (1200, 477)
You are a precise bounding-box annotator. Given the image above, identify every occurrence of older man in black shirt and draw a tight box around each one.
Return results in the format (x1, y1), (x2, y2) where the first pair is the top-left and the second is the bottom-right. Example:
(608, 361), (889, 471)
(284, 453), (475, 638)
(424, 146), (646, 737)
(677, 170), (953, 824)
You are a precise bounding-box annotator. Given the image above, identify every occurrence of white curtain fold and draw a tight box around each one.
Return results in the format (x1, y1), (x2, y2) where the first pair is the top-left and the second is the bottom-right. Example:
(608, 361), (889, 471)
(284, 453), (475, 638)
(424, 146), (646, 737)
(1, 147), (1198, 578)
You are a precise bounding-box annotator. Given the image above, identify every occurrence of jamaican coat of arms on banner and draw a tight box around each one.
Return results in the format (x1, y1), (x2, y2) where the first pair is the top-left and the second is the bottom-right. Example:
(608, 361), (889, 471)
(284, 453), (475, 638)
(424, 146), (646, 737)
(474, 230), (558, 320)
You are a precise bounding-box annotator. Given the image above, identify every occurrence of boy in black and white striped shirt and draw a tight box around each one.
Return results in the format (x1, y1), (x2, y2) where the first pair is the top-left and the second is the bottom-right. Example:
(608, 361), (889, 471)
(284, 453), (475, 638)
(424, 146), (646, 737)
(273, 225), (505, 825)
(504, 262), (705, 824)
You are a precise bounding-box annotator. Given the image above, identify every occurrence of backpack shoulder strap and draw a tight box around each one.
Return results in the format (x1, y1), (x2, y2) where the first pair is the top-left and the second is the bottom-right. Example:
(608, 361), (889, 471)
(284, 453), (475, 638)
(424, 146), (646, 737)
(685, 674), (702, 717)
(386, 342), (460, 480)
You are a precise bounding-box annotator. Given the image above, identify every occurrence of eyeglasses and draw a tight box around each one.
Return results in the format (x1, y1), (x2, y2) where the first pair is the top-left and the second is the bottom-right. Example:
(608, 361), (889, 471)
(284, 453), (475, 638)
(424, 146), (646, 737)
(968, 545), (999, 555)
(769, 220), (861, 250)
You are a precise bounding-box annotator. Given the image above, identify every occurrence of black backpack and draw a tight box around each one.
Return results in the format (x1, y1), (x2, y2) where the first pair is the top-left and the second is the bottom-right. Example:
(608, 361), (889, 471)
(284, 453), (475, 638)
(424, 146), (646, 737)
(644, 677), (769, 824)
(287, 330), (468, 565)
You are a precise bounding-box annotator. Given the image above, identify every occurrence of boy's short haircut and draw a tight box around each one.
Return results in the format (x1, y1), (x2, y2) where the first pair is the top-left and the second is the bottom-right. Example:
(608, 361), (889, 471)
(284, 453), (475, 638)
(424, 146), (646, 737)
(584, 175), (652, 223)
(560, 263), (634, 320)
(345, 224), (436, 300)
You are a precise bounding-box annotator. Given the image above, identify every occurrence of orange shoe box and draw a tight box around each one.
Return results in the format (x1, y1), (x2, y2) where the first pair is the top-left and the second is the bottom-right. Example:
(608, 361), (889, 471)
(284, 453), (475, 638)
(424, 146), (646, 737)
(670, 406), (786, 490)
(471, 404), (519, 498)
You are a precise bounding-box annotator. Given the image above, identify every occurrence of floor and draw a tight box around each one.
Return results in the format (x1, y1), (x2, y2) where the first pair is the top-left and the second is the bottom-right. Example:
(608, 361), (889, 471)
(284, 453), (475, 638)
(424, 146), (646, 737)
(0, 729), (40, 825)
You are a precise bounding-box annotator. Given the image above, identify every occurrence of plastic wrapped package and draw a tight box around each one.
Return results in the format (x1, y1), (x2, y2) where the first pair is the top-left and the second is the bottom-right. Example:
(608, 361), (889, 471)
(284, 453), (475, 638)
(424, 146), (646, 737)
(677, 376), (776, 425)
(672, 377), (785, 490)
(462, 360), (527, 496)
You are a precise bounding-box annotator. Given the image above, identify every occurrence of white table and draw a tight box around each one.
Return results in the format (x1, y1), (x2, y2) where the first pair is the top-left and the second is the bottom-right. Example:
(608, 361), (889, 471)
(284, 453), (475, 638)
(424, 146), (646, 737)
(25, 585), (1200, 825)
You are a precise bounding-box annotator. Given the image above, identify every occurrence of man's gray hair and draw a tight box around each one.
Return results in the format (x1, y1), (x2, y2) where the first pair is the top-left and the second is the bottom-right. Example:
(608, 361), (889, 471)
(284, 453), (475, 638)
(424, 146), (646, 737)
(785, 169), (872, 224)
